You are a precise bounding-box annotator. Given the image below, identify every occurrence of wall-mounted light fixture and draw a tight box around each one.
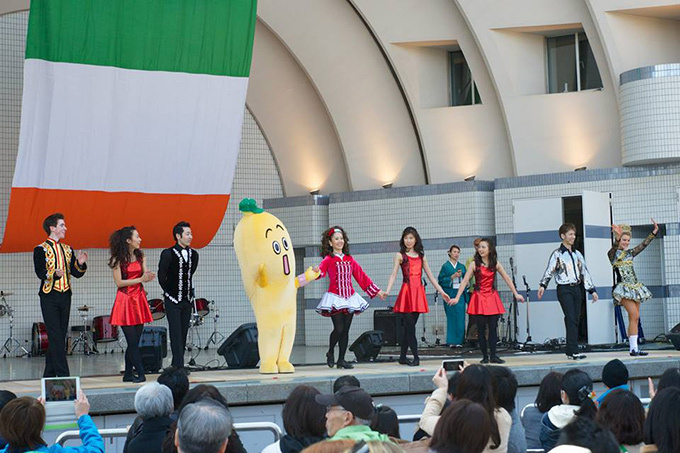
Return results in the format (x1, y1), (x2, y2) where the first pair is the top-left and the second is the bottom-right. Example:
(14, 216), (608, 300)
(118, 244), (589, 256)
(464, 175), (476, 182)
(309, 189), (320, 195)
(382, 182), (393, 189)
(574, 166), (587, 171)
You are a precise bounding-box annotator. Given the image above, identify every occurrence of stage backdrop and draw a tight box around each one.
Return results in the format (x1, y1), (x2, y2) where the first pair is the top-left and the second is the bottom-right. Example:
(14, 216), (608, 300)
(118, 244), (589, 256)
(0, 0), (257, 253)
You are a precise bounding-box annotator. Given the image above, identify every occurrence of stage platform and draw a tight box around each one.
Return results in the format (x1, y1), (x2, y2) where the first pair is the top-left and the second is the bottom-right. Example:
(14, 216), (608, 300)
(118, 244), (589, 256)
(2, 346), (679, 415)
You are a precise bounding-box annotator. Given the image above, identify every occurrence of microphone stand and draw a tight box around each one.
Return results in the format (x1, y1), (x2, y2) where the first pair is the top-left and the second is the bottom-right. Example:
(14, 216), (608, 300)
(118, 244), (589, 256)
(522, 275), (533, 345)
(508, 257), (519, 346)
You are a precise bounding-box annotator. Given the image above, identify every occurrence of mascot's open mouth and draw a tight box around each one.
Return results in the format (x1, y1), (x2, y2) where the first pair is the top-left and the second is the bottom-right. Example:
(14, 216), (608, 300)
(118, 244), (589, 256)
(282, 254), (290, 275)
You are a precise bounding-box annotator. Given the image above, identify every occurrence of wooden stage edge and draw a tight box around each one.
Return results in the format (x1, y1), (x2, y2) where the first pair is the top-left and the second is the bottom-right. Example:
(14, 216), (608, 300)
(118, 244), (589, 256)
(2, 349), (680, 415)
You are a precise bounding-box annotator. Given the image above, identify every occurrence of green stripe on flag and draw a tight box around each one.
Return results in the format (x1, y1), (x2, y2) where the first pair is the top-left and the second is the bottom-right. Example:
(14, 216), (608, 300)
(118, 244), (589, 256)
(26, 0), (257, 77)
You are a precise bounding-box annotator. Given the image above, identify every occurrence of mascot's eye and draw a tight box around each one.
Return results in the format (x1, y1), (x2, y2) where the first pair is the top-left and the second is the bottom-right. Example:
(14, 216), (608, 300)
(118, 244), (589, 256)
(282, 237), (290, 250)
(272, 241), (281, 255)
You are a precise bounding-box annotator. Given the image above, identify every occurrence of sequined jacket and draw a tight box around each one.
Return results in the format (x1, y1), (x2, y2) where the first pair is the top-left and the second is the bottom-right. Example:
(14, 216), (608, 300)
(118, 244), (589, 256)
(608, 231), (656, 285)
(539, 244), (596, 293)
(33, 239), (87, 295)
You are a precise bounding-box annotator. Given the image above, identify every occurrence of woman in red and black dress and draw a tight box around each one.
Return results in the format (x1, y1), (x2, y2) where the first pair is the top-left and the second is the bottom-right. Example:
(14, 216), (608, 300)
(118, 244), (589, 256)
(451, 238), (523, 364)
(108, 226), (155, 382)
(385, 227), (450, 366)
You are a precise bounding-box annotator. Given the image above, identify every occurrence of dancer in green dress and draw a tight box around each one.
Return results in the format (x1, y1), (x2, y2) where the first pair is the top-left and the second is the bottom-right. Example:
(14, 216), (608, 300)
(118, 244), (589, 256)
(438, 245), (469, 347)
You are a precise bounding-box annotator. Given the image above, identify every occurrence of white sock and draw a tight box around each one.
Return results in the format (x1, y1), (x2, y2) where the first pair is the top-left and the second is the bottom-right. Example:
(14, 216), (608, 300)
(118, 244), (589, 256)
(629, 335), (638, 352)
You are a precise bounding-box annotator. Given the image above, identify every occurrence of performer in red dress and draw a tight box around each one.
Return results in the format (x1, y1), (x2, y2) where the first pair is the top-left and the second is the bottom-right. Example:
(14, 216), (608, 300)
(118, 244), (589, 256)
(315, 226), (387, 369)
(108, 226), (155, 382)
(451, 238), (523, 364)
(385, 227), (449, 366)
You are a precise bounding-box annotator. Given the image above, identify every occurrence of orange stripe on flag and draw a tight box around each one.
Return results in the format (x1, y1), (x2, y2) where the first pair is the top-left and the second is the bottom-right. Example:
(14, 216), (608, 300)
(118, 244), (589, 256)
(1, 188), (229, 253)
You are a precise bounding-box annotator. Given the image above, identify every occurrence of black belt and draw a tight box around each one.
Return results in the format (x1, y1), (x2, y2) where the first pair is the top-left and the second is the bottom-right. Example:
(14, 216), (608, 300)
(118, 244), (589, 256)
(558, 282), (581, 287)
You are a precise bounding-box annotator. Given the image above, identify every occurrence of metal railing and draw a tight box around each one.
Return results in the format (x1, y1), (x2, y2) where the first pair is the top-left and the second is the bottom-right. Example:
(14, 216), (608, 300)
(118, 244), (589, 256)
(56, 421), (283, 446)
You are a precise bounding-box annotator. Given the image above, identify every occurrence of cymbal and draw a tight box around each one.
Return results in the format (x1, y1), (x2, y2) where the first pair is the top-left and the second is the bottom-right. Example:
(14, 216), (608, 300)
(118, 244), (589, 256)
(0, 291), (14, 297)
(77, 305), (90, 311)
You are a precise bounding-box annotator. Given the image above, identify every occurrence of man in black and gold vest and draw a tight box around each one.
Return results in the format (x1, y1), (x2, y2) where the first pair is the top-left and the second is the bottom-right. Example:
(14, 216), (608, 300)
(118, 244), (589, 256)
(33, 213), (88, 377)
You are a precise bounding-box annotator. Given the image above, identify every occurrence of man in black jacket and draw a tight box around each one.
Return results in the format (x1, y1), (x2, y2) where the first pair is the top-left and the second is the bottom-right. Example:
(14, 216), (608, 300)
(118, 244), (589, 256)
(33, 213), (88, 377)
(158, 221), (198, 373)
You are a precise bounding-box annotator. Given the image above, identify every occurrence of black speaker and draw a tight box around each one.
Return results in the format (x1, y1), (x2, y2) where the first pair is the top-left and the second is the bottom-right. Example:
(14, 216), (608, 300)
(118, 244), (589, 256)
(139, 326), (168, 358)
(349, 330), (383, 362)
(374, 309), (403, 346)
(140, 345), (163, 374)
(668, 322), (680, 351)
(218, 323), (259, 368)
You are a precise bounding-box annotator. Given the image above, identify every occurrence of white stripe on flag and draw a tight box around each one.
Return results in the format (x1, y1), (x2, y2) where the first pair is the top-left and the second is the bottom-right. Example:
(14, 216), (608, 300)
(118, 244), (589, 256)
(14, 59), (248, 195)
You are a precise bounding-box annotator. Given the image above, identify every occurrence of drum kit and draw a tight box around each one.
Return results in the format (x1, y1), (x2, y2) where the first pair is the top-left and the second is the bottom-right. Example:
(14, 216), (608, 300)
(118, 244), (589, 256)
(1, 291), (29, 358)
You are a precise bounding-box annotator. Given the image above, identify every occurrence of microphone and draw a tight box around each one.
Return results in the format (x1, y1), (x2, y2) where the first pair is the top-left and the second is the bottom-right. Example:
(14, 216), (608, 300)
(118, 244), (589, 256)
(522, 275), (531, 291)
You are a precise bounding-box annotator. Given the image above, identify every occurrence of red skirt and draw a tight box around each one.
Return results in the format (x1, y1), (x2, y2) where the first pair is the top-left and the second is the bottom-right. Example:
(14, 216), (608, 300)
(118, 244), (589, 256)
(393, 282), (429, 314)
(467, 290), (505, 316)
(110, 286), (153, 326)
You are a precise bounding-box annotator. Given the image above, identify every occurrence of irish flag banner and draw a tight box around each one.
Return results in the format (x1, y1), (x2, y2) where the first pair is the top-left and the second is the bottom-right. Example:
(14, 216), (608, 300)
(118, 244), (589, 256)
(1, 0), (257, 253)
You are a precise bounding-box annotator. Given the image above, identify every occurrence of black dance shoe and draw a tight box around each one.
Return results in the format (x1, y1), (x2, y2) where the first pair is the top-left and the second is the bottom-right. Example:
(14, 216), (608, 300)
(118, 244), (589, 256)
(630, 349), (648, 357)
(336, 359), (354, 369)
(398, 356), (410, 365)
(132, 375), (146, 383)
(326, 351), (335, 368)
(480, 357), (489, 364)
(122, 373), (137, 383)
(490, 356), (505, 364)
(409, 357), (420, 367)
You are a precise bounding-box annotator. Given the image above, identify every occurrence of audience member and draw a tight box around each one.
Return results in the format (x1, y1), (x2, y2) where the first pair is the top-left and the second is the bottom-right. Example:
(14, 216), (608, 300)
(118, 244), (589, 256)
(556, 416), (619, 453)
(124, 382), (174, 453)
(540, 369), (596, 451)
(370, 405), (400, 440)
(414, 370), (458, 441)
(334, 375), (361, 394)
(455, 364), (510, 453)
(162, 385), (245, 453)
(157, 367), (190, 419)
(521, 371), (562, 449)
(175, 399), (232, 453)
(430, 399), (491, 453)
(354, 441), (406, 452)
(642, 387), (680, 453)
(262, 385), (326, 453)
(596, 359), (629, 405)
(488, 366), (526, 453)
(0, 391), (103, 453)
(300, 440), (354, 453)
(597, 389), (644, 453)
(315, 386), (391, 443)
(0, 390), (17, 450)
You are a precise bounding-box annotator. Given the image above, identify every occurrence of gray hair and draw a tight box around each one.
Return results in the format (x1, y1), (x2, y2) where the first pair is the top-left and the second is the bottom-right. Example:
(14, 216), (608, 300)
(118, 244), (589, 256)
(134, 382), (174, 418)
(177, 399), (233, 453)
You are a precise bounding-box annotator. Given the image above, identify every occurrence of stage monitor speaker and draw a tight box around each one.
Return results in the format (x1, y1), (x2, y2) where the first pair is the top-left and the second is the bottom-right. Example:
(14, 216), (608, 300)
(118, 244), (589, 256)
(218, 323), (259, 368)
(349, 330), (383, 362)
(668, 322), (680, 351)
(139, 326), (168, 358)
(374, 309), (403, 346)
(140, 345), (163, 373)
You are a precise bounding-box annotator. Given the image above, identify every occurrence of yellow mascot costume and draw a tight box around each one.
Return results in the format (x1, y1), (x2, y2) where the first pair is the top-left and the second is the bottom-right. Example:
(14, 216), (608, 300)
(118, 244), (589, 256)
(233, 198), (319, 374)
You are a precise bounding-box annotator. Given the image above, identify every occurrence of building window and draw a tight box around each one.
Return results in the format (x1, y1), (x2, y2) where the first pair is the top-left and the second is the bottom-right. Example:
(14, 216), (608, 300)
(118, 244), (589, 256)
(547, 32), (602, 93)
(449, 51), (481, 106)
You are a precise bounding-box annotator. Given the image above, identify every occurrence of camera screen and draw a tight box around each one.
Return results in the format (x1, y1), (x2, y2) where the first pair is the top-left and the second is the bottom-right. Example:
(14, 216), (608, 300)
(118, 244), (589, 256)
(44, 378), (78, 402)
(442, 360), (464, 372)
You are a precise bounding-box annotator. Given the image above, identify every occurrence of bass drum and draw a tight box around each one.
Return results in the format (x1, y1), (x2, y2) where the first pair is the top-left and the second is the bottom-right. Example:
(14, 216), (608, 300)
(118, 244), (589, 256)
(194, 298), (210, 317)
(148, 298), (166, 321)
(32, 322), (49, 356)
(92, 315), (119, 343)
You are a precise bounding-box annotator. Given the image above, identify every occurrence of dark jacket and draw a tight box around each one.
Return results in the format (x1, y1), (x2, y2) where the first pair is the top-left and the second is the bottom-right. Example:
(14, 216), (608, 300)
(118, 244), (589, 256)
(158, 245), (198, 303)
(540, 405), (578, 451)
(124, 416), (173, 453)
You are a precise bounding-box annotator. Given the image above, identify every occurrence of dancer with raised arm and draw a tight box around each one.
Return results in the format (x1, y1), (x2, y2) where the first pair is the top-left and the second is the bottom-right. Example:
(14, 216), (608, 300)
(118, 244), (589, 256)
(538, 223), (599, 360)
(385, 227), (450, 366)
(109, 226), (155, 383)
(609, 219), (658, 356)
(451, 238), (523, 364)
(315, 226), (386, 369)
(33, 213), (88, 377)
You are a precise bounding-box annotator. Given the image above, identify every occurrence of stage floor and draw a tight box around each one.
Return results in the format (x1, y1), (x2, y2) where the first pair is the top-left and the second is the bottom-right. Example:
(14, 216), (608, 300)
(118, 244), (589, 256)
(2, 344), (680, 415)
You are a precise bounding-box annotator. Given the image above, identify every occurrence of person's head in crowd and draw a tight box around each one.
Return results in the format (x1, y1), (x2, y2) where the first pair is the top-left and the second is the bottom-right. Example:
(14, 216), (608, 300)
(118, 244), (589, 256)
(158, 367), (190, 412)
(175, 399), (232, 453)
(601, 359), (628, 389)
(370, 405), (400, 439)
(561, 369), (596, 419)
(0, 396), (46, 451)
(176, 384), (245, 453)
(556, 416), (619, 453)
(0, 391), (17, 412)
(644, 387), (680, 453)
(535, 371), (563, 413)
(333, 375), (361, 394)
(657, 367), (680, 393)
(282, 385), (326, 442)
(455, 364), (500, 449)
(430, 399), (491, 453)
(447, 372), (460, 401)
(315, 386), (376, 437)
(300, 439), (354, 453)
(135, 382), (174, 420)
(596, 389), (644, 448)
(488, 366), (518, 413)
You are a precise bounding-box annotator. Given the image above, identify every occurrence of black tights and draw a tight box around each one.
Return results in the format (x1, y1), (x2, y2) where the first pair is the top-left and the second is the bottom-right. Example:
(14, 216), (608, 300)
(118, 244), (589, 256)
(329, 313), (354, 361)
(476, 315), (500, 359)
(121, 325), (145, 376)
(398, 313), (420, 359)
